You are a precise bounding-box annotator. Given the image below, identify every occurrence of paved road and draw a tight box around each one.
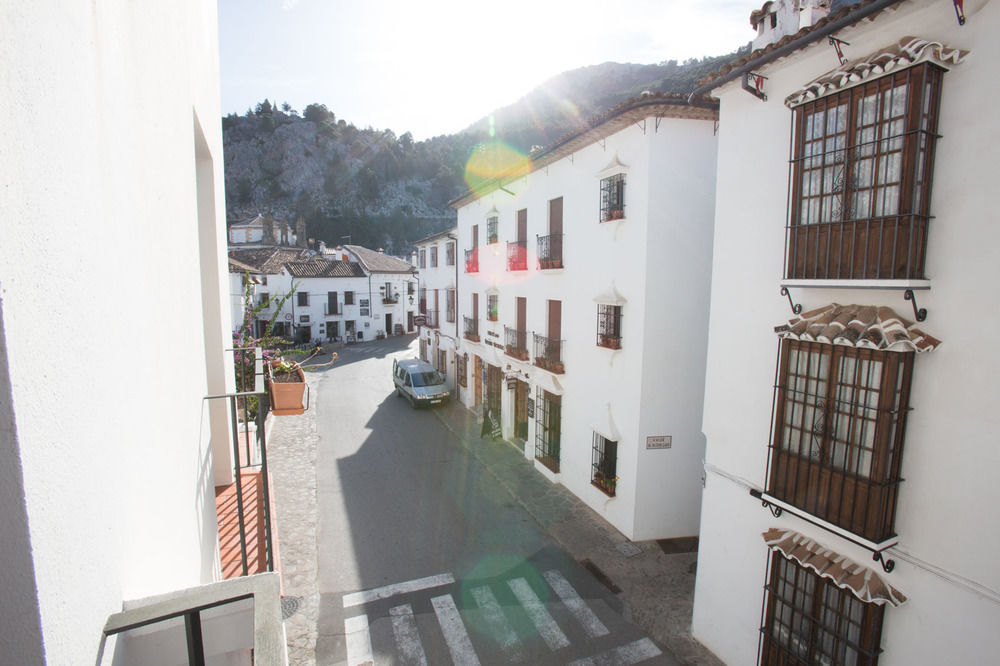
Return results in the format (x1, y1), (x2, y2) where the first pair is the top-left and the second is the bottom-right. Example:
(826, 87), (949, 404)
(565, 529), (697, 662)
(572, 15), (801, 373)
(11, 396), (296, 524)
(311, 336), (672, 665)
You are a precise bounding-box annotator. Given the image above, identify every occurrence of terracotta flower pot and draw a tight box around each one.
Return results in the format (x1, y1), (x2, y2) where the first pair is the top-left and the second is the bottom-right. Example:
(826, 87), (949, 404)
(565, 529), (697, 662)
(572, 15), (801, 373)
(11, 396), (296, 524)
(268, 362), (306, 416)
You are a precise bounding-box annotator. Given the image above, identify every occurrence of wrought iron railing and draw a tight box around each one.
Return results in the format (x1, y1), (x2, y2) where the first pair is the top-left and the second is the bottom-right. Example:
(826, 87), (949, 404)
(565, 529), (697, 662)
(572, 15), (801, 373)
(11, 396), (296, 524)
(507, 240), (527, 271)
(465, 248), (479, 273)
(533, 333), (564, 373)
(537, 234), (564, 269)
(504, 326), (529, 360)
(463, 316), (479, 342)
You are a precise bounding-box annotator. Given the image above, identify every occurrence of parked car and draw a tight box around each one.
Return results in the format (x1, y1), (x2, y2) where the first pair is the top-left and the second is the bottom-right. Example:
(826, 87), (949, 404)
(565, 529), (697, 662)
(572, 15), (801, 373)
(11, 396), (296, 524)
(392, 358), (449, 407)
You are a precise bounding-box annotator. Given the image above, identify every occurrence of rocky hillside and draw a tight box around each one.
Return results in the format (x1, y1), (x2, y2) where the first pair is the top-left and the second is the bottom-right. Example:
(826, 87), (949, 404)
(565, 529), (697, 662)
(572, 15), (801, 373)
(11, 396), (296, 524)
(223, 50), (746, 253)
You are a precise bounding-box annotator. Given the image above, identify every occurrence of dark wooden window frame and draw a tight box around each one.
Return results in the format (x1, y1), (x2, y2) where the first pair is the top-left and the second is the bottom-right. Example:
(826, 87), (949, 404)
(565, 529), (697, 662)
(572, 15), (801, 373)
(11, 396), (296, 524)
(600, 172), (626, 222)
(766, 339), (913, 543)
(785, 63), (943, 280)
(760, 550), (884, 665)
(591, 433), (618, 497)
(344, 291), (354, 306)
(597, 304), (622, 349)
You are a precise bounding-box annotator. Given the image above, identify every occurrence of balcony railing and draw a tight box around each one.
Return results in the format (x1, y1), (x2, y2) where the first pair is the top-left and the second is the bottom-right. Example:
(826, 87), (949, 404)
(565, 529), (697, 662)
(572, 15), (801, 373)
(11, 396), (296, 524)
(463, 316), (479, 342)
(446, 308), (455, 323)
(507, 240), (527, 271)
(207, 347), (275, 580)
(465, 248), (479, 273)
(382, 295), (399, 305)
(425, 310), (439, 328)
(537, 234), (564, 269)
(504, 326), (529, 360)
(784, 214), (929, 280)
(324, 303), (340, 316)
(533, 333), (564, 374)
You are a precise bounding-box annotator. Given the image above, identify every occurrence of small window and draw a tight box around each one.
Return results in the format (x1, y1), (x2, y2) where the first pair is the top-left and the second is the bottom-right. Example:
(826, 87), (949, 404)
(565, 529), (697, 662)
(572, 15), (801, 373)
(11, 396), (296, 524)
(456, 354), (468, 388)
(761, 550), (884, 665)
(430, 246), (438, 267)
(487, 293), (498, 321)
(258, 292), (270, 306)
(600, 173), (625, 222)
(769, 12), (776, 29)
(597, 305), (622, 349)
(446, 242), (455, 266)
(297, 292), (309, 307)
(591, 433), (618, 497)
(418, 249), (426, 268)
(487, 215), (498, 244)
(344, 291), (354, 305)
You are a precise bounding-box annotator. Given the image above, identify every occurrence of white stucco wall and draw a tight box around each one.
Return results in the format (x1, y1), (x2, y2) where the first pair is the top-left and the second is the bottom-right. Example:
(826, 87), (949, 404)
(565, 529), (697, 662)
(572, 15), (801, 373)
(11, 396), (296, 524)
(1, 1), (229, 661)
(693, 1), (1000, 663)
(454, 111), (717, 540)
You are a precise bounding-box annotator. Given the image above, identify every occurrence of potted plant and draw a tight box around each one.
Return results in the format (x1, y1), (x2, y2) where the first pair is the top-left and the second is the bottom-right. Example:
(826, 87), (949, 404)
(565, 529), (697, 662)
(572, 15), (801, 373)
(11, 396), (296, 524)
(267, 359), (307, 415)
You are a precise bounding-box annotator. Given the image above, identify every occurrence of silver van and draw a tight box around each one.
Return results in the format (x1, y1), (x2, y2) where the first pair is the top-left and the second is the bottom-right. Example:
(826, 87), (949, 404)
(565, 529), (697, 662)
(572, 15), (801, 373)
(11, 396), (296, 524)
(392, 358), (450, 407)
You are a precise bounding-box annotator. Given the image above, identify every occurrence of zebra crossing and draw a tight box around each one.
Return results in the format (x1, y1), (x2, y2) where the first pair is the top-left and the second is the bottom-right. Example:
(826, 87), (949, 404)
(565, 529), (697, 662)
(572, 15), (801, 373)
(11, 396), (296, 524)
(340, 570), (666, 665)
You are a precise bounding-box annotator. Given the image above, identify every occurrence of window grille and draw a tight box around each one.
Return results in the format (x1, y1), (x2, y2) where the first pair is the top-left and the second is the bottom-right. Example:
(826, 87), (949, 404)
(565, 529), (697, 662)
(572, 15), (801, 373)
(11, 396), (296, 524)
(446, 242), (455, 266)
(600, 173), (626, 222)
(537, 234), (564, 269)
(487, 215), (498, 244)
(786, 63), (943, 280)
(534, 388), (561, 473)
(487, 294), (498, 321)
(591, 433), (618, 496)
(430, 246), (438, 268)
(760, 550), (884, 665)
(767, 339), (913, 542)
(597, 304), (622, 349)
(457, 354), (468, 387)
(418, 249), (426, 269)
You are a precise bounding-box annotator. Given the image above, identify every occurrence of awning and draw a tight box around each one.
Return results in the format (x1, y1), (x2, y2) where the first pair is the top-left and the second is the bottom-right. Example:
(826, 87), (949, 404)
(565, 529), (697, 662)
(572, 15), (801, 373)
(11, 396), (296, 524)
(786, 36), (969, 108)
(593, 281), (627, 306)
(763, 528), (907, 607)
(590, 403), (622, 442)
(774, 303), (940, 353)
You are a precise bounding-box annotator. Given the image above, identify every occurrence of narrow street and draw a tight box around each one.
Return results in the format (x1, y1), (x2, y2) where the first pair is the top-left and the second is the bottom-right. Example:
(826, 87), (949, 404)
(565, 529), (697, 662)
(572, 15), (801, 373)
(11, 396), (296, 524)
(272, 334), (677, 665)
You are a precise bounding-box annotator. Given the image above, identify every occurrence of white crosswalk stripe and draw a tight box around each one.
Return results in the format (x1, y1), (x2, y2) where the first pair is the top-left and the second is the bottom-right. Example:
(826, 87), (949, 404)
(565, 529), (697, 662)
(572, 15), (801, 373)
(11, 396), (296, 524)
(390, 604), (428, 666)
(543, 570), (610, 638)
(342, 570), (656, 665)
(507, 577), (570, 651)
(431, 594), (481, 666)
(344, 614), (374, 666)
(471, 585), (525, 662)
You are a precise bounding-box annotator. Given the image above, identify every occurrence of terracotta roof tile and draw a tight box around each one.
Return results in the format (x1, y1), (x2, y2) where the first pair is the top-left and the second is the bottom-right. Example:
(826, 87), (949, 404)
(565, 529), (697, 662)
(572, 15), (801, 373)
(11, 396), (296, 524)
(285, 260), (366, 278)
(775, 303), (941, 353)
(344, 245), (416, 274)
(228, 248), (314, 274)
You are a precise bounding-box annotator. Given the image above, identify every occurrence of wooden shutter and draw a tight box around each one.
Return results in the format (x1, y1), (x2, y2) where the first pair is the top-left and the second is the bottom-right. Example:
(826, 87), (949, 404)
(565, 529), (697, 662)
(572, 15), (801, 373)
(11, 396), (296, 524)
(549, 197), (563, 236)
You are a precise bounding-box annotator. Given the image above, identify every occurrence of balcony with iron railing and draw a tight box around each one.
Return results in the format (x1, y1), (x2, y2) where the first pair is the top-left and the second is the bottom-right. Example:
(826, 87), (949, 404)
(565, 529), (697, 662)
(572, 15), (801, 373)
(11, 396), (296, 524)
(424, 309), (439, 329)
(465, 248), (479, 273)
(533, 333), (564, 374)
(507, 240), (527, 271)
(463, 315), (480, 342)
(504, 326), (529, 361)
(537, 234), (564, 269)
(324, 302), (340, 316)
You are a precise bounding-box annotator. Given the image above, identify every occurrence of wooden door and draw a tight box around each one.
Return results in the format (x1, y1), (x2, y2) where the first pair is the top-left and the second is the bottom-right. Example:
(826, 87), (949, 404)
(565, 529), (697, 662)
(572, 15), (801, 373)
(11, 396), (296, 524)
(474, 356), (483, 407)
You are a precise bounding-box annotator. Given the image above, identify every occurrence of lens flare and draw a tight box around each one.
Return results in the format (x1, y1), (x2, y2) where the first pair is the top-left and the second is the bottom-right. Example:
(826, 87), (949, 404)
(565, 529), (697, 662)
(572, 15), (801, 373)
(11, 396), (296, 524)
(464, 140), (530, 199)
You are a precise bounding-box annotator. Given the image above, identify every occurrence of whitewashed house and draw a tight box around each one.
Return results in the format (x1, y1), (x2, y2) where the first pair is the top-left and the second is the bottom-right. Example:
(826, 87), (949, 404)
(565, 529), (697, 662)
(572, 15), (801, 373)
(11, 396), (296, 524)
(1, 1), (285, 663)
(339, 245), (420, 339)
(452, 95), (719, 540)
(227, 213), (302, 248)
(691, 0), (1000, 664)
(412, 228), (460, 384)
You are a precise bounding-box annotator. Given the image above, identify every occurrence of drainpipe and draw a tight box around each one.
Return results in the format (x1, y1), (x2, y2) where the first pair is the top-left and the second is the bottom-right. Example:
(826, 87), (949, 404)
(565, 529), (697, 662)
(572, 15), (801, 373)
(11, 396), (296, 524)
(448, 233), (460, 391)
(686, 0), (903, 103)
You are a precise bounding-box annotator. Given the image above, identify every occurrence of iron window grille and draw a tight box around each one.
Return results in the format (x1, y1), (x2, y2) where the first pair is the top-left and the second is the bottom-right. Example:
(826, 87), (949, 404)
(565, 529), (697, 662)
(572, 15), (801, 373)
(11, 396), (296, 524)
(430, 246), (438, 268)
(785, 63), (943, 280)
(408, 282), (415, 295)
(760, 550), (884, 665)
(534, 388), (561, 473)
(537, 233), (564, 269)
(297, 292), (309, 307)
(418, 288), (427, 313)
(465, 248), (479, 273)
(446, 289), (456, 323)
(507, 240), (527, 271)
(487, 294), (498, 321)
(463, 315), (479, 342)
(591, 433), (618, 497)
(600, 173), (626, 222)
(487, 215), (499, 244)
(457, 354), (468, 387)
(766, 339), (913, 543)
(533, 333), (564, 373)
(504, 325), (528, 360)
(597, 304), (622, 349)
(446, 242), (455, 266)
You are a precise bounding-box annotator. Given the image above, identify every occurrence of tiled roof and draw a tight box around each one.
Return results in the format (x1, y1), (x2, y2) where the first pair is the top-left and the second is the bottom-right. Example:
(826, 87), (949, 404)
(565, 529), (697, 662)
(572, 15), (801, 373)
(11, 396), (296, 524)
(774, 303), (941, 353)
(344, 245), (417, 274)
(698, 0), (896, 89)
(449, 93), (719, 209)
(228, 248), (314, 274)
(413, 227), (458, 246)
(285, 260), (366, 278)
(763, 528), (907, 606)
(750, 1), (776, 28)
(228, 256), (260, 274)
(784, 36), (969, 107)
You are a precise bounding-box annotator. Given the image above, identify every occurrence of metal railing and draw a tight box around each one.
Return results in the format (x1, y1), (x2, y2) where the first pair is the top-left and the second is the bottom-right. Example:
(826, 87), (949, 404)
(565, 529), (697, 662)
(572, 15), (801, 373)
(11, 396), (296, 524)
(463, 316), (479, 341)
(533, 333), (564, 373)
(465, 248), (479, 273)
(424, 310), (439, 328)
(537, 234), (564, 269)
(205, 347), (274, 578)
(324, 303), (340, 316)
(506, 240), (527, 271)
(504, 326), (529, 360)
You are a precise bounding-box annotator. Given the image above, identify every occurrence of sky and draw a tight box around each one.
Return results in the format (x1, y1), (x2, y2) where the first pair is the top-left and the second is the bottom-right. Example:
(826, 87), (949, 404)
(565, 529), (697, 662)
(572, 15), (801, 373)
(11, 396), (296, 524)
(218, 0), (755, 141)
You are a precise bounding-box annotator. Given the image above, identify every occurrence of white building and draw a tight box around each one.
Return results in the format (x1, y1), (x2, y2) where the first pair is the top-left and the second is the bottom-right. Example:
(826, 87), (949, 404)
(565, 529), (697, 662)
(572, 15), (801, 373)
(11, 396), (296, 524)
(1, 2), (284, 664)
(227, 213), (302, 248)
(339, 245), (420, 338)
(451, 95), (719, 540)
(691, 1), (1000, 664)
(412, 228), (460, 385)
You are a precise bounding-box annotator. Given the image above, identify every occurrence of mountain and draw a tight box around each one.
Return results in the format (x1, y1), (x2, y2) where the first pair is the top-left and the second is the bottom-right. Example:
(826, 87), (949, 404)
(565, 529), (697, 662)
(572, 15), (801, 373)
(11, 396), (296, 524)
(222, 49), (746, 254)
